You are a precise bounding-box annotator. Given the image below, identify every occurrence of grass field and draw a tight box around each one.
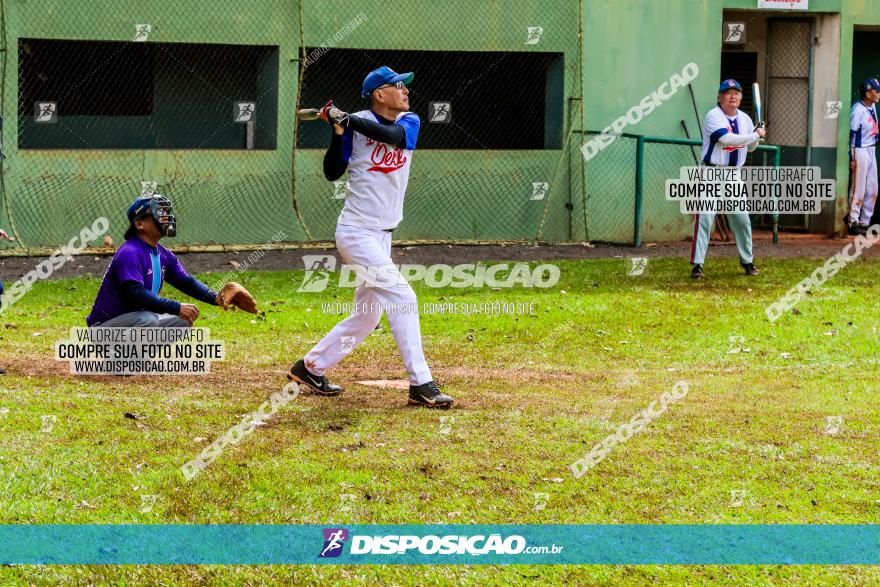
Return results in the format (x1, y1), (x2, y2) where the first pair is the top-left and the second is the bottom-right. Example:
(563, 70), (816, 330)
(1, 254), (879, 585)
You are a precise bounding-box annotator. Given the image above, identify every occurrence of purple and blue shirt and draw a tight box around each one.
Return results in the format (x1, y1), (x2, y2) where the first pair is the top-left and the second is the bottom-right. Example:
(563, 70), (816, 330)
(87, 237), (215, 326)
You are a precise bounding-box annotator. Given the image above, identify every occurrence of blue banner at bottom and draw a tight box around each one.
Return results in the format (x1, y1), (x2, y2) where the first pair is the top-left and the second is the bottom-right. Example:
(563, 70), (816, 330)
(1, 525), (878, 565)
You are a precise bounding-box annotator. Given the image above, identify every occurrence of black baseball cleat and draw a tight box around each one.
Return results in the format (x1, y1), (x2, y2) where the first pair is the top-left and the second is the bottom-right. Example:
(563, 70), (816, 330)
(741, 262), (759, 276)
(408, 381), (454, 409)
(691, 264), (704, 279)
(0, 367), (5, 375)
(858, 224), (870, 236)
(287, 359), (343, 396)
(846, 222), (861, 236)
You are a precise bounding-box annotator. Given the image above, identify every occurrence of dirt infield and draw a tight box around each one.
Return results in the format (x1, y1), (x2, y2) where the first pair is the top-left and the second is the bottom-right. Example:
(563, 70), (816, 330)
(0, 230), (869, 281)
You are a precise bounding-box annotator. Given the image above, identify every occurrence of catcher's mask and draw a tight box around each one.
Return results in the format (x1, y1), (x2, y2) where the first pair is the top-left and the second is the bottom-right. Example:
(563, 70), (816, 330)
(124, 194), (177, 240)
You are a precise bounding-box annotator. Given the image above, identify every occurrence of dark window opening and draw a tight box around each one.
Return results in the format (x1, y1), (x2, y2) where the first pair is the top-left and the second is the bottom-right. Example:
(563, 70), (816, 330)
(297, 48), (564, 150)
(720, 51), (758, 118)
(19, 39), (278, 149)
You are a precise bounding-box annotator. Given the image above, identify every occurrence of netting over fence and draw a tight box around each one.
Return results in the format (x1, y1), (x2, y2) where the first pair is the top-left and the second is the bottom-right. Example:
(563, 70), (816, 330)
(0, 0), (790, 254)
(4, 0), (302, 252)
(0, 0), (584, 252)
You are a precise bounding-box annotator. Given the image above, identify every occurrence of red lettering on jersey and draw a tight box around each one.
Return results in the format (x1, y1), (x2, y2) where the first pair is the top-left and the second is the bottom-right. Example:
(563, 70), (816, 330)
(720, 123), (742, 152)
(367, 141), (407, 173)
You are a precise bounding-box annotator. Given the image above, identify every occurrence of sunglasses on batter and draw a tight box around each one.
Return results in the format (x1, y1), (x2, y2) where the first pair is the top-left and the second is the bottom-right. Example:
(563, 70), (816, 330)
(376, 81), (406, 91)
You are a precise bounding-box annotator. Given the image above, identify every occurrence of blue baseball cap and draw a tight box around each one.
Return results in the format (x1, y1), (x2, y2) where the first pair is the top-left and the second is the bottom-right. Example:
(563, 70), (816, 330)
(361, 66), (414, 99)
(860, 78), (880, 94)
(124, 193), (177, 239)
(124, 196), (154, 240)
(719, 79), (743, 93)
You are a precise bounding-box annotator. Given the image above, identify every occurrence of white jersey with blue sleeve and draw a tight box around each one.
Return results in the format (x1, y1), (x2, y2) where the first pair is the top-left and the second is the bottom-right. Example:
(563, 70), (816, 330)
(849, 101), (878, 149)
(700, 106), (760, 167)
(336, 110), (420, 230)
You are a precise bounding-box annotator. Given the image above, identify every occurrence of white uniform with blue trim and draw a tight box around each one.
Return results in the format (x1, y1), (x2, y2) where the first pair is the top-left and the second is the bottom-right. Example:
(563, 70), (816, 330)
(305, 110), (434, 385)
(337, 110), (419, 230)
(691, 106), (762, 266)
(848, 100), (879, 226)
(700, 107), (759, 166)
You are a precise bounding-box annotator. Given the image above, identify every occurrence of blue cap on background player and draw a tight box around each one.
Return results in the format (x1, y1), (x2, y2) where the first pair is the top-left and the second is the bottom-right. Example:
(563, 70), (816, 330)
(718, 79), (743, 93)
(859, 78), (880, 95)
(361, 66), (414, 98)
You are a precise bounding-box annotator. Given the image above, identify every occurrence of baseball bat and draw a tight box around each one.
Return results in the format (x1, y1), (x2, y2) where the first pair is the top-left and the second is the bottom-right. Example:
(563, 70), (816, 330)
(687, 83), (703, 140)
(752, 83), (764, 129)
(297, 106), (345, 121)
(683, 119), (731, 242)
(752, 82), (776, 242)
(296, 108), (321, 121)
(680, 120), (700, 165)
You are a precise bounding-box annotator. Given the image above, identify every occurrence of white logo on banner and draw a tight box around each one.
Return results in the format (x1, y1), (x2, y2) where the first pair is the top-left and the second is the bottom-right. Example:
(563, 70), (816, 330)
(757, 0), (807, 10)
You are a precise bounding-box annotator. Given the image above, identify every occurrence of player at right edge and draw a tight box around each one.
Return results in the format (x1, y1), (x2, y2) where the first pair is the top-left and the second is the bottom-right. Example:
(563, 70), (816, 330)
(847, 78), (880, 236)
(690, 78), (766, 279)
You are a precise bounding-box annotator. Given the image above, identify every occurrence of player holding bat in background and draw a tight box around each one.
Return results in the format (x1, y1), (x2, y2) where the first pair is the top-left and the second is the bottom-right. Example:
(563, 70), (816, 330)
(690, 79), (766, 279)
(847, 78), (880, 236)
(288, 66), (453, 408)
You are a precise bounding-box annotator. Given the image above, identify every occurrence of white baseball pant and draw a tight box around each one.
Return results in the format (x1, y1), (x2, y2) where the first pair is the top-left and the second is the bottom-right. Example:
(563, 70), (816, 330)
(304, 223), (432, 385)
(849, 146), (878, 225)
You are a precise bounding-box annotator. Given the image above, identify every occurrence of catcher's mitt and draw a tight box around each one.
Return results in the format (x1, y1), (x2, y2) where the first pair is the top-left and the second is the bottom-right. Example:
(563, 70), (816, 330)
(217, 282), (258, 314)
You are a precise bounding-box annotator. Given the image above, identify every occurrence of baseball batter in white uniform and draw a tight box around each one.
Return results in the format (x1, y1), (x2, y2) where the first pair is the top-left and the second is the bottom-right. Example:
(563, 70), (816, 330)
(847, 78), (880, 236)
(287, 66), (453, 408)
(690, 79), (765, 279)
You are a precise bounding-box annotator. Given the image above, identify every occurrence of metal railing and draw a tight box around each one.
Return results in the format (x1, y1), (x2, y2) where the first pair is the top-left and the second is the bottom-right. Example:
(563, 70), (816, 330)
(634, 136), (782, 247)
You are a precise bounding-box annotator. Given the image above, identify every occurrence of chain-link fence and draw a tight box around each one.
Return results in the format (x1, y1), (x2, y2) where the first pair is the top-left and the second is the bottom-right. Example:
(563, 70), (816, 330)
(576, 131), (637, 244)
(641, 137), (782, 245)
(0, 0), (796, 254)
(582, 131), (781, 245)
(293, 3), (583, 244)
(3, 0), (302, 253)
(0, 0), (584, 253)
(767, 20), (812, 149)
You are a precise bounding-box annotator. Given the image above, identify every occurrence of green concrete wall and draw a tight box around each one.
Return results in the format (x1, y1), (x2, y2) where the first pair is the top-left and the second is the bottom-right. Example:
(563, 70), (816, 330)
(0, 0), (302, 252)
(2, 0), (879, 251)
(581, 0), (724, 243)
(0, 0), (583, 251)
(295, 1), (582, 243)
(583, 0), (877, 242)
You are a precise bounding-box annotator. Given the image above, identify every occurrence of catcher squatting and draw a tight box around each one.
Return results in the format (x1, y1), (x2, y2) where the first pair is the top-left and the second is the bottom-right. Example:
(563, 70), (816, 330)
(86, 194), (258, 329)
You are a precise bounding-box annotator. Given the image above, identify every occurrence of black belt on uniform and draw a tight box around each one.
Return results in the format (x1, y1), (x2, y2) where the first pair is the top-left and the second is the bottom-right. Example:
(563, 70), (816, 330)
(383, 228), (393, 233)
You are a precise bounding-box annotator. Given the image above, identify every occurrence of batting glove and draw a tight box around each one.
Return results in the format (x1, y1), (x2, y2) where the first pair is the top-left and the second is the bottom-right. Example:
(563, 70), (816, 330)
(320, 100), (350, 128)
